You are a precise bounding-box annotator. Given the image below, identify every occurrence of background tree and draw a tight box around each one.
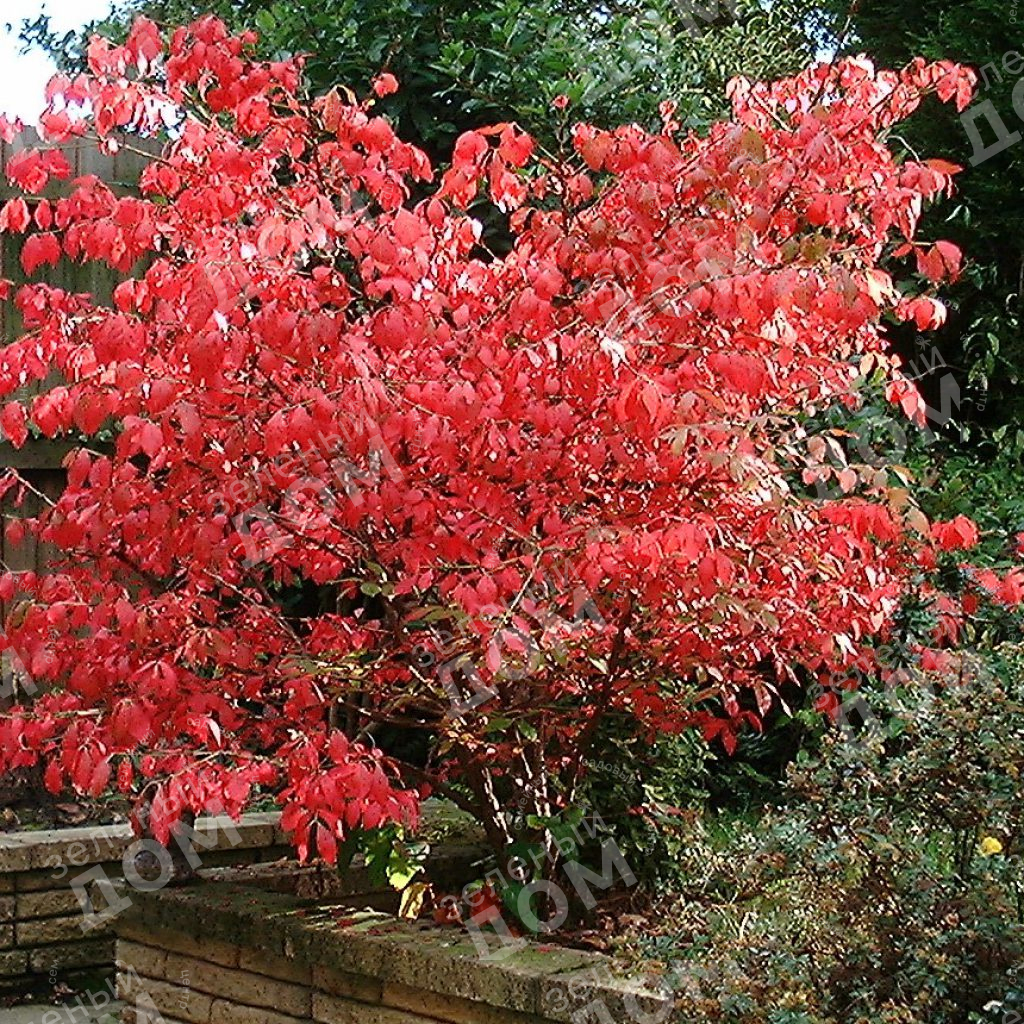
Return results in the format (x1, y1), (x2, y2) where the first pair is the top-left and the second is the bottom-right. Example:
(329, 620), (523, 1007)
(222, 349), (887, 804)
(17, 0), (834, 157)
(831, 0), (1024, 439)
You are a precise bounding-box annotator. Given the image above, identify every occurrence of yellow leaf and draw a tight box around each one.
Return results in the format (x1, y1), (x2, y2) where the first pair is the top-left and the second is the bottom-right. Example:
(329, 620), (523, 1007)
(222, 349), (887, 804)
(399, 881), (431, 920)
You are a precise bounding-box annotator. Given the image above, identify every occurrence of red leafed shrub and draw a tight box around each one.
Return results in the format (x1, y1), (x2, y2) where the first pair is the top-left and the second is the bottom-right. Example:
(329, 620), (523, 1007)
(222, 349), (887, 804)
(0, 19), (1009, 860)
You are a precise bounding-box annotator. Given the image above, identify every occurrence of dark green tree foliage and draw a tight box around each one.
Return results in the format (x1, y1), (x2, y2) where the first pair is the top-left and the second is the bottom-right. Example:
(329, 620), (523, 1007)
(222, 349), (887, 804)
(19, 0), (829, 157)
(834, 0), (1024, 437)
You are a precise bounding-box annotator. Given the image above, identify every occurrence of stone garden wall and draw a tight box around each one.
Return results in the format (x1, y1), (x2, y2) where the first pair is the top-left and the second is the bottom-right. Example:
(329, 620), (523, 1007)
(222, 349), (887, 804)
(0, 813), (291, 998)
(114, 879), (673, 1024)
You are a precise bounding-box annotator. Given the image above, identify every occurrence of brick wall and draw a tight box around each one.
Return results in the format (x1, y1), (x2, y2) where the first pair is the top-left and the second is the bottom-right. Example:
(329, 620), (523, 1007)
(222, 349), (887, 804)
(0, 813), (291, 998)
(113, 879), (673, 1024)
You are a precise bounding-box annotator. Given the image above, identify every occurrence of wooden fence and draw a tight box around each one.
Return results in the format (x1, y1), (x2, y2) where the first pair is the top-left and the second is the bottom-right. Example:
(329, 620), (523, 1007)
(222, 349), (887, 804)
(0, 130), (160, 550)
(0, 130), (160, 688)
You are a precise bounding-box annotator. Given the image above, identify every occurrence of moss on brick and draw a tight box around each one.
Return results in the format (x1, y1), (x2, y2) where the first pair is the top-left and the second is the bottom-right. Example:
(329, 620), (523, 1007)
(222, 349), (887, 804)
(122, 880), (654, 1020)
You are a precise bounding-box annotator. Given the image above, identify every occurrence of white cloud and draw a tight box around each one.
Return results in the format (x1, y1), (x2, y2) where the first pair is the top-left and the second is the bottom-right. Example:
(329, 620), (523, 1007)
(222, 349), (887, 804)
(0, 0), (113, 124)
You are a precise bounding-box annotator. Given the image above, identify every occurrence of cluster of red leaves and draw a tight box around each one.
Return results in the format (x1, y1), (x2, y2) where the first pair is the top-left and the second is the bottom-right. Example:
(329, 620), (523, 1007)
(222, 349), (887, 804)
(0, 18), (1012, 858)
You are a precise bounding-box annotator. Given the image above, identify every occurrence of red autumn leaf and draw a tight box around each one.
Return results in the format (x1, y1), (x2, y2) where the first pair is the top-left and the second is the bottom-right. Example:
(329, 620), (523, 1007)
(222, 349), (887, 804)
(6, 151), (46, 193)
(5, 519), (25, 548)
(934, 240), (962, 280)
(316, 824), (338, 864)
(931, 515), (979, 552)
(41, 149), (71, 179)
(87, 758), (112, 797)
(44, 761), (63, 795)
(126, 16), (163, 66)
(0, 402), (28, 447)
(138, 420), (163, 457)
(0, 198), (30, 234)
(0, 114), (23, 144)
(20, 232), (61, 274)
(112, 701), (152, 745)
(372, 72), (399, 97)
(34, 200), (53, 231)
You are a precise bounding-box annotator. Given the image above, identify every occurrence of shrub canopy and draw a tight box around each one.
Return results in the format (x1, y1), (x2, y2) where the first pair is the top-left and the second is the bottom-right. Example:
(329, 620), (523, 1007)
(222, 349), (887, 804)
(0, 18), (1010, 859)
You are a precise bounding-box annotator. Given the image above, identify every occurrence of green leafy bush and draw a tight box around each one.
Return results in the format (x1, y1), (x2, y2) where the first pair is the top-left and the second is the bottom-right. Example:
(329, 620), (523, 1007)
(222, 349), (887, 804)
(612, 647), (1024, 1022)
(577, 728), (714, 890)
